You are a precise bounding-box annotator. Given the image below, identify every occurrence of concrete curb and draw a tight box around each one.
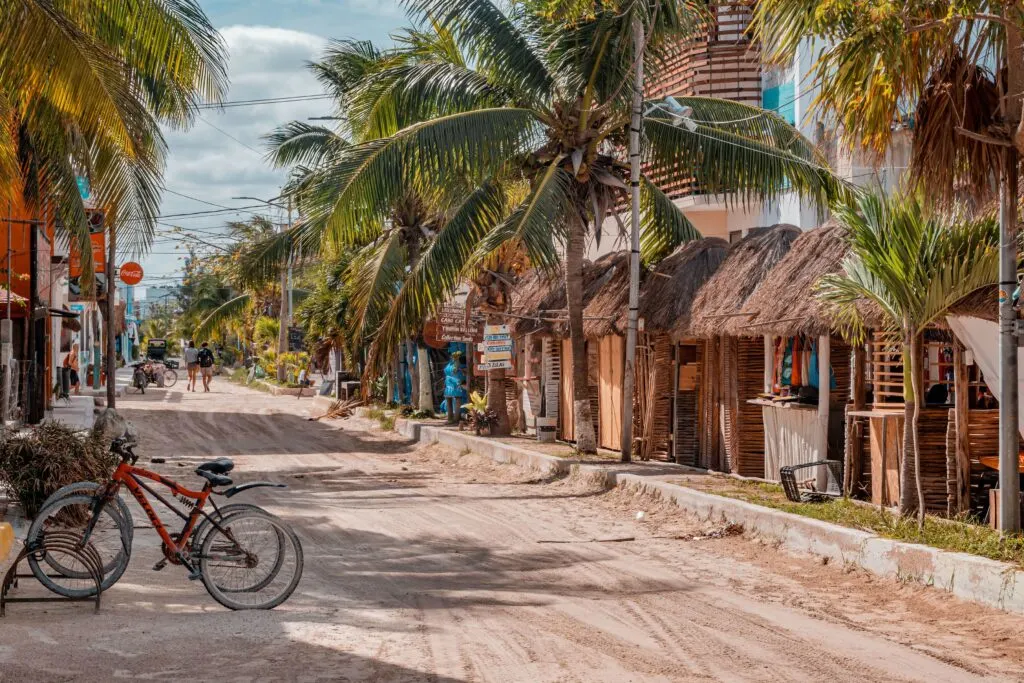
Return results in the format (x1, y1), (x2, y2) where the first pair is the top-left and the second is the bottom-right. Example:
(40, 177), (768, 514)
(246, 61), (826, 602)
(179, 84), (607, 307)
(381, 416), (1024, 615)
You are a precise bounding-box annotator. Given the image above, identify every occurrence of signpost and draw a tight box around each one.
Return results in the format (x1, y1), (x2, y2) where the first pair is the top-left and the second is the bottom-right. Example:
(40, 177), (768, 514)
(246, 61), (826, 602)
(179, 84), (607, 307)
(481, 324), (513, 371)
(119, 262), (143, 286)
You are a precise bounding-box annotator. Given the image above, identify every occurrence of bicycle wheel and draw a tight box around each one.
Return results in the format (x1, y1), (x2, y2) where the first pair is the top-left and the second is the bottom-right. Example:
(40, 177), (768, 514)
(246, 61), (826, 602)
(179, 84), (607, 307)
(39, 482), (134, 548)
(199, 510), (302, 610)
(163, 369), (178, 388)
(27, 494), (132, 598)
(191, 503), (270, 552)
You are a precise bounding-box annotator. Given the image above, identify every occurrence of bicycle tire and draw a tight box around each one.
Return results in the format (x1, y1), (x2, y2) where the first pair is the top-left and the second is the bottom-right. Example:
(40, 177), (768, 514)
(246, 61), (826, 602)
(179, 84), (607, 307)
(27, 494), (133, 598)
(163, 369), (178, 388)
(39, 482), (134, 547)
(199, 510), (302, 610)
(192, 504), (286, 593)
(191, 503), (270, 552)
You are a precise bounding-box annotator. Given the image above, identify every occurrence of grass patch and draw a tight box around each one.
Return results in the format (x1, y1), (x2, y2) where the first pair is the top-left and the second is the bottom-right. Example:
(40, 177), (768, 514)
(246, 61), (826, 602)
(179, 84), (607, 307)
(682, 477), (1024, 568)
(379, 415), (395, 431)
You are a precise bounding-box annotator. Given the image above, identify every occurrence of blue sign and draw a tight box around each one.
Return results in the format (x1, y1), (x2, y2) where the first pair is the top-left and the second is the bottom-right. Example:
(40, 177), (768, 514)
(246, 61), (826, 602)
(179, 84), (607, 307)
(76, 176), (90, 200)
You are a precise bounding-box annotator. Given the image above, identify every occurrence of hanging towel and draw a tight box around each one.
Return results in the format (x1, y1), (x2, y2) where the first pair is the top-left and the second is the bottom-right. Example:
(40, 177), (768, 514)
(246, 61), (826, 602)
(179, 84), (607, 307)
(791, 336), (802, 388)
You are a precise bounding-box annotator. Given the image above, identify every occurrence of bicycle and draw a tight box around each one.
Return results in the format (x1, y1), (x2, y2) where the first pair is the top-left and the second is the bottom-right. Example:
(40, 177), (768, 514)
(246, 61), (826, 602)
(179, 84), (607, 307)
(27, 435), (303, 610)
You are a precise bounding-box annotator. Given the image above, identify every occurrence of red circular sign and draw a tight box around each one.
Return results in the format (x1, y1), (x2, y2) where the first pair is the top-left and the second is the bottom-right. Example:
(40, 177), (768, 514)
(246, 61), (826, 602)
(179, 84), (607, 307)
(119, 262), (144, 285)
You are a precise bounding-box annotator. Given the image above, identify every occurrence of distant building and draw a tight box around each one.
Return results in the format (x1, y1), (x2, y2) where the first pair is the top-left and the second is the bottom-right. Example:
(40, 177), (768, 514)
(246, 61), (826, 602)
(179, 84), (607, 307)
(136, 285), (181, 320)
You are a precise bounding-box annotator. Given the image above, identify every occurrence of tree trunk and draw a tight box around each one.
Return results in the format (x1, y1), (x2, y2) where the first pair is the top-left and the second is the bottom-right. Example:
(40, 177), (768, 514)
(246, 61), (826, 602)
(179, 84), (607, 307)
(105, 224), (117, 409)
(909, 332), (926, 528)
(417, 342), (433, 413)
(899, 333), (918, 517)
(277, 277), (288, 383)
(565, 215), (597, 454)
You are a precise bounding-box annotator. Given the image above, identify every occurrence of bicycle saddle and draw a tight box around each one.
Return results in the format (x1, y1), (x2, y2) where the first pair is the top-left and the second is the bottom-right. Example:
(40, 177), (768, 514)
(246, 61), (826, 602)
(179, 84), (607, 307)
(195, 458), (234, 475)
(196, 469), (233, 487)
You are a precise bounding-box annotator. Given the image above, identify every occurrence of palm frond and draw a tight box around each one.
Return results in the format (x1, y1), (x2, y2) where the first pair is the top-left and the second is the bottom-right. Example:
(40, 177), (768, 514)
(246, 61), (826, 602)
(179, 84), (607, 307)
(404, 0), (554, 103)
(264, 121), (349, 169)
(347, 230), (408, 341)
(643, 114), (848, 214)
(194, 294), (251, 340)
(639, 175), (700, 263)
(475, 161), (570, 270)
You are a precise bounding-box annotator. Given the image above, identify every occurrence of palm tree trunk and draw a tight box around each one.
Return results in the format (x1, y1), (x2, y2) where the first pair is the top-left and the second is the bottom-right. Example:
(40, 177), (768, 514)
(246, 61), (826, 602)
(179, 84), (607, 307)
(565, 214), (597, 454)
(899, 333), (917, 516)
(909, 332), (926, 527)
(417, 342), (433, 412)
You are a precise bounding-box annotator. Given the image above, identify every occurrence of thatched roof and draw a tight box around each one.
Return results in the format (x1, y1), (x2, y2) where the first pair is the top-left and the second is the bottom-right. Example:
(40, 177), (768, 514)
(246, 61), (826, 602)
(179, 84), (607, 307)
(687, 225), (801, 338)
(512, 251), (631, 340)
(738, 220), (849, 338)
(639, 238), (729, 337)
(948, 286), (998, 322)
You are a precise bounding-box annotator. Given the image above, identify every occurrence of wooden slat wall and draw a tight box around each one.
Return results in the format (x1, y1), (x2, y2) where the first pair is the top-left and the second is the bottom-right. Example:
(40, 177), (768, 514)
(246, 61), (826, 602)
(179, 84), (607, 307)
(869, 409), (950, 513)
(597, 335), (624, 450)
(963, 409), (999, 518)
(720, 336), (766, 477)
(700, 338), (722, 470)
(559, 339), (575, 442)
(639, 334), (675, 461)
(542, 337), (560, 423)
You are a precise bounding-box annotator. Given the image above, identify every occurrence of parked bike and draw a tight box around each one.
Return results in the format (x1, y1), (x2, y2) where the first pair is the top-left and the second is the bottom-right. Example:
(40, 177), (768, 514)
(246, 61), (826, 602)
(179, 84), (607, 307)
(131, 361), (177, 390)
(26, 434), (302, 610)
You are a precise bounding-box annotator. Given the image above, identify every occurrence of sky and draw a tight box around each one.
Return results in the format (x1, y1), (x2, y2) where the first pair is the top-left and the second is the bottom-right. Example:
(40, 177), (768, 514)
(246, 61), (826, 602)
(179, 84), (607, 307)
(140, 0), (407, 296)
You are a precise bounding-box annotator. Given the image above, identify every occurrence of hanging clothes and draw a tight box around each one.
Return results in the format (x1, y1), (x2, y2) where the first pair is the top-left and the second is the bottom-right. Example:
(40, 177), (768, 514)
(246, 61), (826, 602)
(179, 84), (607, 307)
(791, 336), (802, 388)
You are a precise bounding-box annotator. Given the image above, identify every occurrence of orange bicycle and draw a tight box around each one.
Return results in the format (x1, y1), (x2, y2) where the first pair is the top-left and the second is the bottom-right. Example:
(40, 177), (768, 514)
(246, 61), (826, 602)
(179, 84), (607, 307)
(27, 435), (303, 610)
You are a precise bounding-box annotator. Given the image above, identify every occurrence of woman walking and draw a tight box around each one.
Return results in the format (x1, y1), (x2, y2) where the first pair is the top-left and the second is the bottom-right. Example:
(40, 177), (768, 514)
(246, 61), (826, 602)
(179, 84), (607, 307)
(64, 343), (81, 395)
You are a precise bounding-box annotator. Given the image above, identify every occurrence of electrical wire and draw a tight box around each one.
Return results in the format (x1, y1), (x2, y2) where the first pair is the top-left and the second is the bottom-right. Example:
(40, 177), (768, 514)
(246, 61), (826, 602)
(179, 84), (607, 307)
(195, 94), (332, 110)
(197, 115), (265, 156)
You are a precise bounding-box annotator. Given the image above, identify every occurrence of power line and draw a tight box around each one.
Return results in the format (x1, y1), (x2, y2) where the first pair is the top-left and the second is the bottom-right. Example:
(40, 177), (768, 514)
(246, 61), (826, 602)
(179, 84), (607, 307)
(196, 94), (332, 110)
(197, 115), (264, 156)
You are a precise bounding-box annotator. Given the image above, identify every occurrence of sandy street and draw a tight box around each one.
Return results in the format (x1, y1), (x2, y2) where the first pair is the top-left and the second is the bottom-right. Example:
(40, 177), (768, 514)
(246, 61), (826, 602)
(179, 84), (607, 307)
(3, 380), (1024, 682)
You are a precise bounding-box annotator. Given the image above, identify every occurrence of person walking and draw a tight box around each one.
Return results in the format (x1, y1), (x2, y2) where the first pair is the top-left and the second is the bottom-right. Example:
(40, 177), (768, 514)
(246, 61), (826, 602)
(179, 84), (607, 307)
(184, 340), (200, 392)
(64, 343), (81, 395)
(197, 342), (216, 392)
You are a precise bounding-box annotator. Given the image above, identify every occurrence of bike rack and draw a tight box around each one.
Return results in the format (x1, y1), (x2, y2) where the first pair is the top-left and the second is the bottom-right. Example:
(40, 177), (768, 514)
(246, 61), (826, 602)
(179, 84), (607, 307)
(1, 531), (105, 616)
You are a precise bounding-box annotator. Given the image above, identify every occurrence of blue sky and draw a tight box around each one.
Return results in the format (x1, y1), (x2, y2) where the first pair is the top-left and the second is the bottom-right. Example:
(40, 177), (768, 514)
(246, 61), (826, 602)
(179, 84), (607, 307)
(140, 0), (406, 296)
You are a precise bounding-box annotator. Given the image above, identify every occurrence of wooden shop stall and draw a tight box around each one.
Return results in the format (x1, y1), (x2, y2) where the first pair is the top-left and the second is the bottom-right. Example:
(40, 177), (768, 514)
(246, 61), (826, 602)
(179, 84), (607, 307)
(511, 252), (632, 450)
(736, 222), (853, 482)
(687, 225), (802, 476)
(635, 238), (728, 463)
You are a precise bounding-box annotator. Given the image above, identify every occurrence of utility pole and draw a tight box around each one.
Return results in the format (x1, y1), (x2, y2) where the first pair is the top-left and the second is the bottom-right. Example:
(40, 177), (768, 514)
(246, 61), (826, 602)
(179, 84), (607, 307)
(621, 16), (645, 462)
(998, 13), (1023, 534)
(105, 218), (117, 410)
(1, 206), (12, 426)
(277, 198), (291, 382)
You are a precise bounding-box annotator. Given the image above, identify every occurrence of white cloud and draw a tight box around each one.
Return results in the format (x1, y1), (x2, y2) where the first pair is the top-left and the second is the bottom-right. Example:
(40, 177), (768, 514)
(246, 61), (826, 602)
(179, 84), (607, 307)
(143, 25), (331, 283)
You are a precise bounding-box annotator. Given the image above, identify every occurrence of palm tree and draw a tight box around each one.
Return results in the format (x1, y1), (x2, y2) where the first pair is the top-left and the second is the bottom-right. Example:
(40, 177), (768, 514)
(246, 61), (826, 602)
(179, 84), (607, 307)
(818, 190), (999, 524)
(0, 0), (227, 259)
(273, 0), (845, 451)
(191, 217), (292, 346)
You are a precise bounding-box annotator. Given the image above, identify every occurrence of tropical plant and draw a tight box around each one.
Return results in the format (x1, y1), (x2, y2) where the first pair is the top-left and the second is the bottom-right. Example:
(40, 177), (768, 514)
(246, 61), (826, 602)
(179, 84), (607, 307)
(254, 317), (281, 349)
(461, 391), (498, 435)
(265, 0), (845, 452)
(753, 0), (1024, 203)
(818, 190), (999, 525)
(0, 0), (227, 268)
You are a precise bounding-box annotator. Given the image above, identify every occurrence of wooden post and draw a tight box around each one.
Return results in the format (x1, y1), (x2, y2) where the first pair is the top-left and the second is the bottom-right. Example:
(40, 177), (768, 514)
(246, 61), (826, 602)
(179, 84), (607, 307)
(845, 344), (866, 496)
(817, 336), (831, 490)
(953, 339), (971, 515)
(671, 343), (680, 463)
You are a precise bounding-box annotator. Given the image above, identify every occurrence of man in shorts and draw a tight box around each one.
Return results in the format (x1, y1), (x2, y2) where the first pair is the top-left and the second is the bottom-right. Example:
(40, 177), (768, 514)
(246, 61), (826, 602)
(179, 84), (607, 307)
(184, 340), (199, 392)
(197, 342), (216, 392)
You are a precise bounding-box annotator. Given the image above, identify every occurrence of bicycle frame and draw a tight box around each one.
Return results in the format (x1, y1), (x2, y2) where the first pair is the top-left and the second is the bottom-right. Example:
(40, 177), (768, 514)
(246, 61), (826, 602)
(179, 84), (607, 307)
(101, 461), (222, 562)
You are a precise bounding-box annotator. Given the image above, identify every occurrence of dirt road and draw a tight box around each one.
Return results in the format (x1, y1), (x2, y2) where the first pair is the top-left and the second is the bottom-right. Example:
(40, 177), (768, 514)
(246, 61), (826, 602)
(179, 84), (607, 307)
(3, 381), (1024, 682)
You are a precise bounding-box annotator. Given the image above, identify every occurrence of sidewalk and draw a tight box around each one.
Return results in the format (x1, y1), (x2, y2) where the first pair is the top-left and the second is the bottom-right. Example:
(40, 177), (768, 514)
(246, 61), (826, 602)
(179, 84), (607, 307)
(353, 409), (1024, 616)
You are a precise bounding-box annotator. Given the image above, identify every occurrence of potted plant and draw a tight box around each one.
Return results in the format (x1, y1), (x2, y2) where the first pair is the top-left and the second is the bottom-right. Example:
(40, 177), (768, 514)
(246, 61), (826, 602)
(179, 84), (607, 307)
(461, 391), (498, 436)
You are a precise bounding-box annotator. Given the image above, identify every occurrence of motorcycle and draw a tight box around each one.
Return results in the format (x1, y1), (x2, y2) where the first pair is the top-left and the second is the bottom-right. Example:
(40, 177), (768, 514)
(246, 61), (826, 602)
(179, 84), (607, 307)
(131, 361), (178, 391)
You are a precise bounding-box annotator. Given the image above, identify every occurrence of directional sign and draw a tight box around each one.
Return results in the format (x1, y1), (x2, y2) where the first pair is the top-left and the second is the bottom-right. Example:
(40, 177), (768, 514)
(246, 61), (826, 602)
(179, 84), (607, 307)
(478, 360), (513, 371)
(484, 324), (510, 335)
(484, 334), (511, 342)
(485, 350), (512, 361)
(484, 343), (513, 353)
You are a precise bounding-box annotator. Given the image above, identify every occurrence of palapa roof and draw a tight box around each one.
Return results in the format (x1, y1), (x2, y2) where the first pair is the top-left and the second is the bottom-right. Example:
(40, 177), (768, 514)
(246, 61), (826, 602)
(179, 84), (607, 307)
(512, 251), (632, 340)
(738, 220), (849, 338)
(948, 286), (998, 322)
(687, 224), (801, 338)
(639, 238), (729, 338)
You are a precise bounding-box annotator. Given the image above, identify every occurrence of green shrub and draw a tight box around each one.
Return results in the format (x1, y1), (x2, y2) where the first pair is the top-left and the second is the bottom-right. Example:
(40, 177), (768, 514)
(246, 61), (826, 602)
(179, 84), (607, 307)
(0, 422), (117, 518)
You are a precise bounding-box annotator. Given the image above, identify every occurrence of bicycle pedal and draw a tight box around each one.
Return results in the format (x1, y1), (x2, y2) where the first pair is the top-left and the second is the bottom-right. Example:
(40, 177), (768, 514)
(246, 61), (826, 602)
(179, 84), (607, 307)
(187, 568), (202, 581)
(153, 559), (168, 571)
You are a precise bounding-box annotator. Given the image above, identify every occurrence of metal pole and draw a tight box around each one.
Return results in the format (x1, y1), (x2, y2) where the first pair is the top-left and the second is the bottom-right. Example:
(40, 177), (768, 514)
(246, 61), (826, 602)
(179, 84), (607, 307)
(276, 199), (290, 382)
(620, 16), (644, 462)
(998, 147), (1020, 533)
(2, 204), (13, 424)
(105, 218), (117, 410)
